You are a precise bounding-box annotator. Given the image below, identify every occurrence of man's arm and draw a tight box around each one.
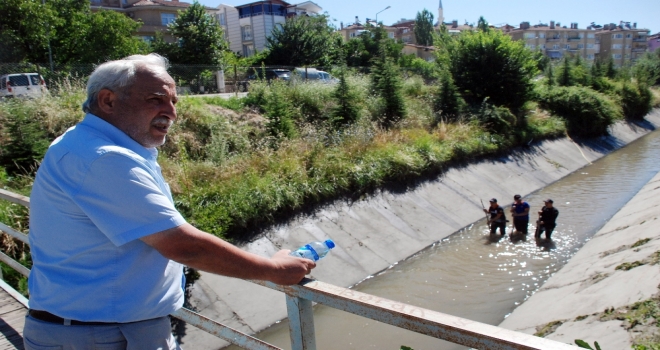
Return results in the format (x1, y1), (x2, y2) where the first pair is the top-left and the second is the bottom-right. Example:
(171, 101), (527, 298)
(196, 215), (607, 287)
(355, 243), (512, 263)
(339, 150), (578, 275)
(141, 223), (315, 285)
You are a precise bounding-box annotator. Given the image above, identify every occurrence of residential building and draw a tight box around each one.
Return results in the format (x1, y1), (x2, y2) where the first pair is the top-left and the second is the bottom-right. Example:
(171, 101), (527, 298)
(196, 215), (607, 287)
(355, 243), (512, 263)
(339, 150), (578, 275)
(219, 0), (322, 57)
(391, 18), (415, 44)
(90, 0), (218, 43)
(506, 20), (650, 65)
(595, 22), (649, 65)
(649, 32), (660, 53)
(337, 18), (397, 42)
(505, 21), (598, 61)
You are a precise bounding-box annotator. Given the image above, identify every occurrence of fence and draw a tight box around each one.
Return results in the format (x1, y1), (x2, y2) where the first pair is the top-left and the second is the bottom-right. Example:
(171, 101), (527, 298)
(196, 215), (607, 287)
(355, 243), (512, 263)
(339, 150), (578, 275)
(0, 188), (577, 350)
(0, 61), (436, 96)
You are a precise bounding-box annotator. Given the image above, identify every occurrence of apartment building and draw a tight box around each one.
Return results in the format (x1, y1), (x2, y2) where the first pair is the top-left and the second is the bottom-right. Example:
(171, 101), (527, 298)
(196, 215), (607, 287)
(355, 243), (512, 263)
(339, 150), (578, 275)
(90, 0), (218, 43)
(337, 18), (397, 42)
(218, 0), (322, 57)
(506, 21), (598, 61)
(595, 22), (650, 65)
(649, 32), (660, 53)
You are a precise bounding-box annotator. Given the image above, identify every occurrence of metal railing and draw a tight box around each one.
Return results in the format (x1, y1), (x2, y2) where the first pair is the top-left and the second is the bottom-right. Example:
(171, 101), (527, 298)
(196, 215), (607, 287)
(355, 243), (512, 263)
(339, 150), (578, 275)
(0, 189), (575, 349)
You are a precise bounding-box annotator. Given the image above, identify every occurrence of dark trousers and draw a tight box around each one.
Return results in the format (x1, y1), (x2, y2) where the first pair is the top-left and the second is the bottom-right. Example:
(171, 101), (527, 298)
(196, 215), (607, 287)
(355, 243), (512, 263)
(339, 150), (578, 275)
(490, 221), (506, 235)
(513, 219), (528, 235)
(537, 223), (556, 239)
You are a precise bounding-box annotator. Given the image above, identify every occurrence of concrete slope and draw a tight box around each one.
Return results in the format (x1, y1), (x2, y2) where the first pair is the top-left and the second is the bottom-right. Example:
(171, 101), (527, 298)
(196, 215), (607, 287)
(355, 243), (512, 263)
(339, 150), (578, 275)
(182, 110), (660, 349)
(499, 163), (660, 349)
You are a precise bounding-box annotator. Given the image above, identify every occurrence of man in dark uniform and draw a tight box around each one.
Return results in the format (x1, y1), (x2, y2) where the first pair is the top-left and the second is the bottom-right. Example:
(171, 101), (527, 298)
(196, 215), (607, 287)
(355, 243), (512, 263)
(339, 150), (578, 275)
(484, 198), (507, 236)
(510, 194), (530, 235)
(536, 199), (559, 240)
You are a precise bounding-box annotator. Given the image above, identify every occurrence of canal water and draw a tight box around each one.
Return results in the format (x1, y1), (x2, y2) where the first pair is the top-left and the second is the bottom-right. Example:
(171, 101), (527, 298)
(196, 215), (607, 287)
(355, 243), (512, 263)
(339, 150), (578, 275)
(228, 129), (660, 350)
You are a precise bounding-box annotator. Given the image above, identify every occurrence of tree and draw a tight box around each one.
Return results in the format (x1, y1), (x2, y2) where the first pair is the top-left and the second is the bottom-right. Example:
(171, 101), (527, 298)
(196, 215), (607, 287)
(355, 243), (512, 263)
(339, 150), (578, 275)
(371, 48), (406, 128)
(446, 29), (538, 114)
(331, 68), (361, 127)
(264, 14), (341, 67)
(433, 74), (465, 123)
(153, 1), (227, 65)
(0, 0), (145, 65)
(557, 57), (572, 86)
(477, 16), (489, 32)
(343, 24), (403, 68)
(414, 9), (434, 47)
(0, 0), (55, 63)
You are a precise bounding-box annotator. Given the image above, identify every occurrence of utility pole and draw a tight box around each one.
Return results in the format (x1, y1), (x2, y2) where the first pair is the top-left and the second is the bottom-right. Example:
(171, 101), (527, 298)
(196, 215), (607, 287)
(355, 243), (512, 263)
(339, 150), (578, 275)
(375, 6), (391, 25)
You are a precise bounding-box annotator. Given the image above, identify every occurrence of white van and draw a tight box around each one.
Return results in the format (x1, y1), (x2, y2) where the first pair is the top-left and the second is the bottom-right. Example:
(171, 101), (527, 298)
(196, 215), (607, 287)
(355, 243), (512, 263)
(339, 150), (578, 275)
(0, 73), (48, 98)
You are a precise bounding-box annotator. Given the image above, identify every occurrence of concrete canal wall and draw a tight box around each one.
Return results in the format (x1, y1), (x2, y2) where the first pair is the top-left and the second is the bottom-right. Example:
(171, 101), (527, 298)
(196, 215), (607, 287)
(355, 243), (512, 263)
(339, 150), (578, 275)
(499, 162), (660, 348)
(182, 110), (660, 349)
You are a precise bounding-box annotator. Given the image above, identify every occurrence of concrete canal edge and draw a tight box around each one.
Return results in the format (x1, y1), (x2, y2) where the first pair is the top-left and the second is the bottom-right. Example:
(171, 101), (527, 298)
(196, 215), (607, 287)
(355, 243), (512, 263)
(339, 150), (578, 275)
(182, 110), (660, 349)
(499, 155), (660, 348)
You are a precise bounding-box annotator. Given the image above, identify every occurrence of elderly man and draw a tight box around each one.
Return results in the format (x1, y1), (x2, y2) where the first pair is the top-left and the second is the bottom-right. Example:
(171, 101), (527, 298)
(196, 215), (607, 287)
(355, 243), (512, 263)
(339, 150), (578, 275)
(25, 54), (315, 349)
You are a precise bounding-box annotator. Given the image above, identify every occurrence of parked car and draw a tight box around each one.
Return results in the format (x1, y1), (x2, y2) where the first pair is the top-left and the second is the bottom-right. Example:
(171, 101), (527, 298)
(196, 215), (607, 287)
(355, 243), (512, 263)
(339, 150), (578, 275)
(293, 68), (338, 83)
(0, 73), (48, 98)
(237, 68), (291, 91)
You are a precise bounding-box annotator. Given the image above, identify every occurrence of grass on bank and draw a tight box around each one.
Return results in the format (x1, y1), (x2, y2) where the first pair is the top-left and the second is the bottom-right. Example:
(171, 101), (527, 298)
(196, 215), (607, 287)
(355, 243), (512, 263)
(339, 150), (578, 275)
(3, 75), (658, 244)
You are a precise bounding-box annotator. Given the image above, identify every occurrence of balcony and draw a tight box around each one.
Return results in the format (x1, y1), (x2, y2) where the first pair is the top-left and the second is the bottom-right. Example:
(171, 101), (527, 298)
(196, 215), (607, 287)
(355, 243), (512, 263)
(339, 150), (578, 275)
(567, 37), (582, 41)
(546, 37), (561, 42)
(633, 37), (646, 42)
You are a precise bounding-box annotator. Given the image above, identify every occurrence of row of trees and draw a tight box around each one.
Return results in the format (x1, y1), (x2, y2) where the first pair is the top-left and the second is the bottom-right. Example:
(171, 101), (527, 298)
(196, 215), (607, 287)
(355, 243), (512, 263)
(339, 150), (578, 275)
(1, 0), (440, 70)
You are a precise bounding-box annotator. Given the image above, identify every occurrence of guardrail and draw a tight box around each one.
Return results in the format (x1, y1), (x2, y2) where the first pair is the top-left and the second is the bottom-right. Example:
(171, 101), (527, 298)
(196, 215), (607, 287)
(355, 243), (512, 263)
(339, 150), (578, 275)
(0, 189), (575, 349)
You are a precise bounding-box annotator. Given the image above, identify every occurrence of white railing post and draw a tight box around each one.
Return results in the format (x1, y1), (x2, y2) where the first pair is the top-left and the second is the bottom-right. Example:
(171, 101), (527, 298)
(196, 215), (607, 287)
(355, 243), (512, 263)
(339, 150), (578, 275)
(286, 294), (316, 350)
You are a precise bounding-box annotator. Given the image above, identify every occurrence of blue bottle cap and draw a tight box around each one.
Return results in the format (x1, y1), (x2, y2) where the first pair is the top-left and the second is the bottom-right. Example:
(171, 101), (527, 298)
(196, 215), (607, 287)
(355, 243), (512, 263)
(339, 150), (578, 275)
(324, 239), (336, 249)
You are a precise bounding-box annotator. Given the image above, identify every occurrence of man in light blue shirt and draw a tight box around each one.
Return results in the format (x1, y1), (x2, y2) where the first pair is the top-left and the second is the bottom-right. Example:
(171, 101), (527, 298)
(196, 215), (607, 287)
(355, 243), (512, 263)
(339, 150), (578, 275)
(25, 54), (316, 349)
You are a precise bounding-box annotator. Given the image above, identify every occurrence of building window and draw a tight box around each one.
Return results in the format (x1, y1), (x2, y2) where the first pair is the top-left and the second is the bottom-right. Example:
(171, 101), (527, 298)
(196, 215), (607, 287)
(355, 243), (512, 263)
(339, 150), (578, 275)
(553, 44), (560, 49)
(141, 36), (155, 43)
(626, 34), (632, 38)
(243, 44), (254, 57)
(587, 54), (595, 60)
(526, 44), (536, 49)
(218, 12), (226, 26)
(625, 44), (631, 49)
(350, 32), (356, 38)
(587, 33), (595, 38)
(564, 44), (570, 49)
(587, 43), (594, 49)
(524, 33), (535, 39)
(241, 25), (252, 41)
(625, 54), (630, 59)
(612, 44), (622, 49)
(540, 44), (546, 49)
(388, 32), (394, 39)
(612, 34), (623, 39)
(612, 54), (622, 59)
(539, 33), (545, 38)
(161, 13), (176, 26)
(577, 44), (584, 49)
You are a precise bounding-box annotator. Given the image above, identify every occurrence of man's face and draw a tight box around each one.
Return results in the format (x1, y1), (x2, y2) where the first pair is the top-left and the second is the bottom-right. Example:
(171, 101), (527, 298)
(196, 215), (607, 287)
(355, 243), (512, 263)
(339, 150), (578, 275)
(490, 202), (497, 208)
(113, 68), (178, 148)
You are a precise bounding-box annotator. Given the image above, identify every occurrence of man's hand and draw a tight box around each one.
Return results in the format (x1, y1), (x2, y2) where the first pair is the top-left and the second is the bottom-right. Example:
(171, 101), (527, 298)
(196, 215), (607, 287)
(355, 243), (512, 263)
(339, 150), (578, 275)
(268, 250), (316, 285)
(483, 208), (488, 213)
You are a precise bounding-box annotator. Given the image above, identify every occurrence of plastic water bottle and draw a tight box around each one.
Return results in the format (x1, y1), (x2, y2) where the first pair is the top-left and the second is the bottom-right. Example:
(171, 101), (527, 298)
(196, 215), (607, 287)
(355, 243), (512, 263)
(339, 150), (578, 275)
(289, 239), (336, 261)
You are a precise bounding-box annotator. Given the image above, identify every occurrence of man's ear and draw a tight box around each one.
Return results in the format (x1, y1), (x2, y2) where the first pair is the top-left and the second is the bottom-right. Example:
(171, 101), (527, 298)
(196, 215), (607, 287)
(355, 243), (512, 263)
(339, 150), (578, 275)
(97, 89), (117, 116)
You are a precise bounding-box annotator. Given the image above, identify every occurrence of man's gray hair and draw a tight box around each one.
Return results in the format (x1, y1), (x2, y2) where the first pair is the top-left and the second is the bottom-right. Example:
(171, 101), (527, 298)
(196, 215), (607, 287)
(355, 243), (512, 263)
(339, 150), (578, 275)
(82, 54), (170, 113)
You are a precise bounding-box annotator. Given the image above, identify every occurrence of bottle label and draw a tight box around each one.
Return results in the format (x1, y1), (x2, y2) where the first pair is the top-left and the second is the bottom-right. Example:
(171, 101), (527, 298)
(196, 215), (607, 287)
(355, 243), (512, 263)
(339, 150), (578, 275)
(292, 245), (319, 261)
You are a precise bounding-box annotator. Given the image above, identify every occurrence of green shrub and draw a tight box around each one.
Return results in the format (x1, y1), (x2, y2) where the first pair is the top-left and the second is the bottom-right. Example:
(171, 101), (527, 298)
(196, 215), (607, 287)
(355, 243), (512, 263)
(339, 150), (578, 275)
(447, 29), (538, 112)
(471, 100), (516, 135)
(537, 86), (621, 137)
(263, 82), (297, 139)
(0, 101), (51, 175)
(371, 56), (406, 128)
(619, 82), (652, 120)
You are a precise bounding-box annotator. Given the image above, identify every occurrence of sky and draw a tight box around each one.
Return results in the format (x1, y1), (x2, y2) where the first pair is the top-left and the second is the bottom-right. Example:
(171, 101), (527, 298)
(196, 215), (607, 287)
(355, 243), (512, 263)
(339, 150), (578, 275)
(197, 0), (660, 34)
